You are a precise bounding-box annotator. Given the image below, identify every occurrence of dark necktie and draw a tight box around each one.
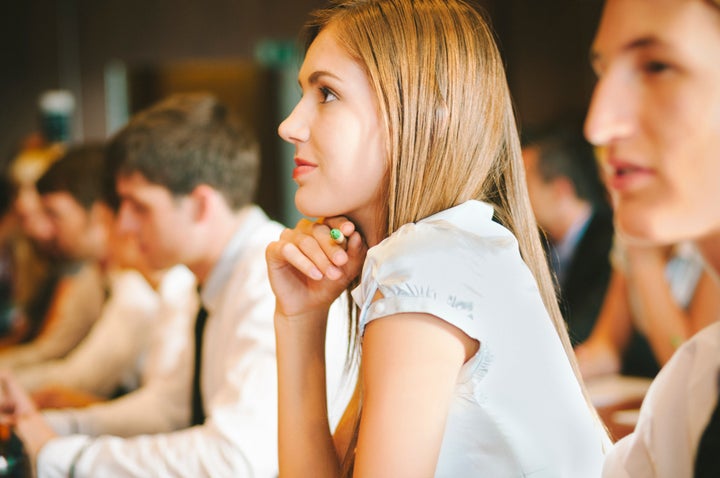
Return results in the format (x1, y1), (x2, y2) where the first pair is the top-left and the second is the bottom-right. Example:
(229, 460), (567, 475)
(191, 302), (208, 426)
(694, 370), (720, 477)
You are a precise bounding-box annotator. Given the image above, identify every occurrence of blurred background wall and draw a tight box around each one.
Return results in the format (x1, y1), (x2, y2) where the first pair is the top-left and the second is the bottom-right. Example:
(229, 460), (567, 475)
(0, 0), (602, 225)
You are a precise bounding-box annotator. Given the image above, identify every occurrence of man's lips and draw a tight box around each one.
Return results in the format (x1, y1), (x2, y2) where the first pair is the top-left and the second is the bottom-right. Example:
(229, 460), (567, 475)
(606, 158), (655, 192)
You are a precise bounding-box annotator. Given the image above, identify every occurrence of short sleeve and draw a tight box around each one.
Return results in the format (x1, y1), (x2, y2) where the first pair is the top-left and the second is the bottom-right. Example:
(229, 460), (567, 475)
(351, 214), (541, 342)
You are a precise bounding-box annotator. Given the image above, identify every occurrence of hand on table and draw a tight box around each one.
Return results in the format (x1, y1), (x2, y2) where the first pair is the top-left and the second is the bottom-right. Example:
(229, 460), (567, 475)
(0, 369), (57, 460)
(32, 385), (106, 410)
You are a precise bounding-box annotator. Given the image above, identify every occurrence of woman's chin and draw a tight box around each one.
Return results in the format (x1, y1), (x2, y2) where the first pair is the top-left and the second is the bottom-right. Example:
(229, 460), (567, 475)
(294, 195), (340, 220)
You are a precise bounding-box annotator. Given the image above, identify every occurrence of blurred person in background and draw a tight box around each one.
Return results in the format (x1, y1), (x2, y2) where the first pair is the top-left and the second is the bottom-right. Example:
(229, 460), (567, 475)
(0, 92), (350, 478)
(6, 144), (196, 415)
(0, 145), (112, 371)
(583, 0), (720, 475)
(0, 173), (17, 336)
(522, 125), (614, 345)
(8, 133), (62, 252)
(576, 238), (720, 380)
(1, 135), (72, 348)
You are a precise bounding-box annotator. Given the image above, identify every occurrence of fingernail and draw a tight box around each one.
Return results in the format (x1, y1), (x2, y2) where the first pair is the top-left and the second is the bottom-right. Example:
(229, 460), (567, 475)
(310, 267), (323, 280)
(326, 265), (342, 280)
(333, 251), (347, 264)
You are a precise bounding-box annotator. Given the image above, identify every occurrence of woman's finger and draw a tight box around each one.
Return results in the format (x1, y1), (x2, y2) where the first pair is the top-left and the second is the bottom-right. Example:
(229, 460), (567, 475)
(283, 227), (344, 279)
(311, 217), (360, 266)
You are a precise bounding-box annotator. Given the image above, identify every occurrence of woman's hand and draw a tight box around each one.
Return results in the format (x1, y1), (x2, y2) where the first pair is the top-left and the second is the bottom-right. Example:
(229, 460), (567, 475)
(266, 217), (367, 319)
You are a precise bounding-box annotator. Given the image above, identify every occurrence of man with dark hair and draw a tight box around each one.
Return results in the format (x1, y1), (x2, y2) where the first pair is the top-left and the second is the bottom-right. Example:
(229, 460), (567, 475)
(0, 145), (108, 370)
(522, 125), (614, 344)
(0, 93), (350, 478)
(8, 143), (195, 412)
(37, 143), (120, 211)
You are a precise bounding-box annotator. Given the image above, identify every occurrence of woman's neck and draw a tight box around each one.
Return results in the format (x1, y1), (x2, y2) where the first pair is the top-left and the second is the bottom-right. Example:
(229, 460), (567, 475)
(350, 208), (384, 248)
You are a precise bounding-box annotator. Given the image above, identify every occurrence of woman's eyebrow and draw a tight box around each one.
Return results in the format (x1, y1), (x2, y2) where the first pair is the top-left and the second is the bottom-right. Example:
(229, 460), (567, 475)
(308, 70), (342, 85)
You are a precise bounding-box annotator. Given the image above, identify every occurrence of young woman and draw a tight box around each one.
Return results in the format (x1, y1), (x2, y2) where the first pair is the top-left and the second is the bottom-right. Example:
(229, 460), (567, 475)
(266, 0), (609, 476)
(584, 0), (720, 476)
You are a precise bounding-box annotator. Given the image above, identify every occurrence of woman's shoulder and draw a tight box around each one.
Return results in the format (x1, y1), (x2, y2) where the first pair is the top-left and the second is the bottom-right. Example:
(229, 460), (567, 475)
(353, 200), (543, 339)
(356, 201), (533, 310)
(368, 200), (519, 270)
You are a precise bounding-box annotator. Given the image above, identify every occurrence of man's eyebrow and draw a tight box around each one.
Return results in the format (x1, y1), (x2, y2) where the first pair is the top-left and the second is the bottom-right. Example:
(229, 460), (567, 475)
(590, 36), (667, 68)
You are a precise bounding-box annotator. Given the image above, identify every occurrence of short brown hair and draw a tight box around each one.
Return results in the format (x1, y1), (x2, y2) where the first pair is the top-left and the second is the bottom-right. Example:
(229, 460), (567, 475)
(36, 143), (116, 210)
(107, 93), (259, 210)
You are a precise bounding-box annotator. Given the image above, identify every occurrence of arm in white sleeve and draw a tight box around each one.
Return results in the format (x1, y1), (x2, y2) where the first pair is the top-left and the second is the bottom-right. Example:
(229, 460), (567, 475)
(0, 263), (104, 370)
(37, 425), (252, 478)
(15, 270), (158, 395)
(41, 281), (197, 438)
(37, 347), (277, 477)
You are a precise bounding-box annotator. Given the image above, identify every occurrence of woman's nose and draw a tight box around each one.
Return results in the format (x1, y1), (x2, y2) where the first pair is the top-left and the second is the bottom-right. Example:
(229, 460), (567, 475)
(278, 102), (310, 144)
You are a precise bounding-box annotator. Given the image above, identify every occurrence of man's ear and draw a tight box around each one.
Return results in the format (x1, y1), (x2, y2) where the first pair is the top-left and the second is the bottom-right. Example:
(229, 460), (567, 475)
(551, 176), (577, 199)
(188, 184), (216, 223)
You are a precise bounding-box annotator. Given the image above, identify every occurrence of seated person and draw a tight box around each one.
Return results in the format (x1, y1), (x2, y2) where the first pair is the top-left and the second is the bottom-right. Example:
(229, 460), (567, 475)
(1, 136), (72, 347)
(522, 125), (614, 344)
(0, 146), (106, 367)
(582, 0), (720, 474)
(576, 240), (720, 379)
(0, 93), (351, 477)
(8, 144), (196, 405)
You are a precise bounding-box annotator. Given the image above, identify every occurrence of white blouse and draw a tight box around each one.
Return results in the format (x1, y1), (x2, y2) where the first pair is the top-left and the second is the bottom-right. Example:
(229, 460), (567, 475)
(353, 200), (609, 477)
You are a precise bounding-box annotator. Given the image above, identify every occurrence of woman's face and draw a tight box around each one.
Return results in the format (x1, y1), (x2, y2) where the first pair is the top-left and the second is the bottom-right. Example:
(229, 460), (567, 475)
(14, 184), (54, 244)
(278, 26), (387, 238)
(585, 0), (720, 244)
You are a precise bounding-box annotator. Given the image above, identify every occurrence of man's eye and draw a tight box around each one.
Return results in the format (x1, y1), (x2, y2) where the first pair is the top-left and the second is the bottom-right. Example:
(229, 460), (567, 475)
(644, 61), (670, 75)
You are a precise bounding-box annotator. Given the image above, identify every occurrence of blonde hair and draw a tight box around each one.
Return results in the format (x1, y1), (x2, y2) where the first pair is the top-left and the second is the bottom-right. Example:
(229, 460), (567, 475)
(303, 0), (604, 472)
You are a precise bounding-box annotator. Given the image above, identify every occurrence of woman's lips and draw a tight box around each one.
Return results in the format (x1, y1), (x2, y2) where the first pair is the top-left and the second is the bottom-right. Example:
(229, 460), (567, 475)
(292, 158), (317, 180)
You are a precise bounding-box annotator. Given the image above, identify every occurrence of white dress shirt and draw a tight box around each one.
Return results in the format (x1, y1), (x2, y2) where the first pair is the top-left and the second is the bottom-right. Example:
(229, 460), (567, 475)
(37, 206), (283, 477)
(41, 264), (197, 436)
(603, 321), (720, 478)
(15, 266), (193, 396)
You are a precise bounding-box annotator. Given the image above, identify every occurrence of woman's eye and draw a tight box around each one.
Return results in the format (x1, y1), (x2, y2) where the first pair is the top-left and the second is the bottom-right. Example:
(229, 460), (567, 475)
(319, 87), (337, 103)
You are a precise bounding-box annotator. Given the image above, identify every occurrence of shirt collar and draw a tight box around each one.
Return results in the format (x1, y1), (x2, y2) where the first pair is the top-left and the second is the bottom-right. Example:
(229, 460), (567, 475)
(554, 207), (593, 267)
(421, 200), (494, 228)
(198, 205), (267, 315)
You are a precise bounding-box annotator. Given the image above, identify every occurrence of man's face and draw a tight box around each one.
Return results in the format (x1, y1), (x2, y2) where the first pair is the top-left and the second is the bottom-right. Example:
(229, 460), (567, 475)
(585, 0), (720, 243)
(41, 192), (93, 259)
(116, 172), (196, 269)
(522, 146), (560, 234)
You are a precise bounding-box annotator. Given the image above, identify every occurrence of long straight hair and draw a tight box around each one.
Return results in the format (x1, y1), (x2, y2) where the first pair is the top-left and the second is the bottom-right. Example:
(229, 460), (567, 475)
(302, 0), (606, 473)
